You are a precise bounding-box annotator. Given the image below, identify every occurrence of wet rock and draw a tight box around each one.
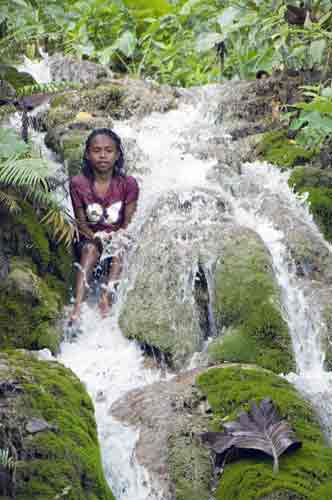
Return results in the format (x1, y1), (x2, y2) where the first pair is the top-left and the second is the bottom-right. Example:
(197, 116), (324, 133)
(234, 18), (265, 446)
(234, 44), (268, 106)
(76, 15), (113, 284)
(49, 54), (112, 84)
(0, 350), (114, 499)
(119, 189), (229, 369)
(209, 226), (293, 373)
(111, 369), (211, 500)
(0, 257), (63, 353)
(25, 417), (57, 434)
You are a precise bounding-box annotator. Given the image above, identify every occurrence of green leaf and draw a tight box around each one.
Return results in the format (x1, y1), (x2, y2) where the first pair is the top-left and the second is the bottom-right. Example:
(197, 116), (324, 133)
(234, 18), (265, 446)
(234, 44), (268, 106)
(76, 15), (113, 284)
(322, 87), (332, 98)
(179, 0), (200, 16)
(114, 30), (137, 57)
(196, 32), (224, 53)
(11, 0), (28, 7)
(310, 39), (326, 65)
(218, 7), (240, 29)
(295, 101), (332, 114)
(0, 129), (29, 160)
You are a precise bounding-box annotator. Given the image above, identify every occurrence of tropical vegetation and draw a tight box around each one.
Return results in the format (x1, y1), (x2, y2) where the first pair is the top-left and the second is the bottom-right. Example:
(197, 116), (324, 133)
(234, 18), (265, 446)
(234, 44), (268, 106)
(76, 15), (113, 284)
(0, 0), (331, 86)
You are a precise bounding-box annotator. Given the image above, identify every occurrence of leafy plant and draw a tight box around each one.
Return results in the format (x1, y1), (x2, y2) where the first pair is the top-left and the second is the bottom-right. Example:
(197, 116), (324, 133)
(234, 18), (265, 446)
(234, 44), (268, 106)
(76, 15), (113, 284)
(0, 448), (16, 471)
(289, 84), (332, 149)
(200, 398), (301, 473)
(0, 127), (75, 245)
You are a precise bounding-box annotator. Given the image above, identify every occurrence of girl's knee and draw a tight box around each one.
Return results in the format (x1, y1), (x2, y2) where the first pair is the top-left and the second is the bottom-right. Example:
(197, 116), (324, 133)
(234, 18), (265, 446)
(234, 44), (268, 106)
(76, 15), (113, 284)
(81, 242), (100, 261)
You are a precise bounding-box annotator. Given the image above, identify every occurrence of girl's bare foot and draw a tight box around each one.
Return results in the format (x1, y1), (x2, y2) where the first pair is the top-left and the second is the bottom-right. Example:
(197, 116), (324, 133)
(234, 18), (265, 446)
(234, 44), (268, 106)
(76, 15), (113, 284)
(98, 292), (112, 318)
(68, 305), (81, 325)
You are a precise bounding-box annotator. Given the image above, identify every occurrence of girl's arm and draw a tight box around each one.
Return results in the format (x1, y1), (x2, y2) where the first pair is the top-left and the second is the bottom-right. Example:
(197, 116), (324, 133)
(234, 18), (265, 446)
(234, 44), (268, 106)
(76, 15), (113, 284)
(122, 201), (137, 229)
(74, 206), (96, 240)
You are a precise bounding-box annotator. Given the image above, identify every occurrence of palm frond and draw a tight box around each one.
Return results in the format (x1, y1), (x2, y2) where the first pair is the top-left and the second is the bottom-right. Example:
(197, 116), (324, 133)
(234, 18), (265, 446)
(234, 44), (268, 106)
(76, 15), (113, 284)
(0, 448), (16, 471)
(0, 155), (58, 192)
(42, 207), (78, 247)
(16, 81), (81, 97)
(0, 189), (21, 213)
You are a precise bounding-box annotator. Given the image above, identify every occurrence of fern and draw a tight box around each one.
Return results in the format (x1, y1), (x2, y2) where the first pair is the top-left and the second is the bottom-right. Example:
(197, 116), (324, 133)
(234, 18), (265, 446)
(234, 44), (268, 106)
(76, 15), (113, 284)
(0, 155), (57, 191)
(42, 207), (77, 247)
(0, 190), (20, 213)
(0, 448), (16, 471)
(16, 80), (81, 98)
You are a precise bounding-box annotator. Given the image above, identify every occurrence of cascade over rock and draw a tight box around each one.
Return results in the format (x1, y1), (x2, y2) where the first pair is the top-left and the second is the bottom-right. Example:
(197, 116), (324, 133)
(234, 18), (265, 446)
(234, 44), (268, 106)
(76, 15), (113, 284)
(3, 56), (332, 499)
(119, 189), (229, 369)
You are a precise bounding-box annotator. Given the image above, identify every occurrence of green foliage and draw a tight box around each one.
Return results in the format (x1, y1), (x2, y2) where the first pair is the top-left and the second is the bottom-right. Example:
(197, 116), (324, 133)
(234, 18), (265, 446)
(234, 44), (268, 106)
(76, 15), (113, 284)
(257, 130), (315, 169)
(0, 448), (16, 471)
(1, 0), (332, 86)
(0, 127), (76, 245)
(289, 85), (332, 149)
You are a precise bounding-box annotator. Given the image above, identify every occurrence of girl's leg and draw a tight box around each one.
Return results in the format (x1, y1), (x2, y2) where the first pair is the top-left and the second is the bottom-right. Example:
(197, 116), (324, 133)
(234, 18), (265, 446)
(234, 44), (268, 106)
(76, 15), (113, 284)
(70, 242), (101, 321)
(99, 255), (122, 317)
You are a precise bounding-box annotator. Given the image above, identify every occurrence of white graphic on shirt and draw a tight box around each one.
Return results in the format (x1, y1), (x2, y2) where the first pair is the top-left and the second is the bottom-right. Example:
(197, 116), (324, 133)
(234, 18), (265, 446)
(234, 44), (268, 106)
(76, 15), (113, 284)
(86, 201), (122, 225)
(86, 203), (103, 224)
(105, 201), (122, 224)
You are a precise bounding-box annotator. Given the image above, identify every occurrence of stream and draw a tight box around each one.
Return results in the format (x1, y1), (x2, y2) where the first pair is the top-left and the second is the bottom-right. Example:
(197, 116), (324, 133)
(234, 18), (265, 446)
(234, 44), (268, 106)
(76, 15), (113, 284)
(14, 58), (332, 498)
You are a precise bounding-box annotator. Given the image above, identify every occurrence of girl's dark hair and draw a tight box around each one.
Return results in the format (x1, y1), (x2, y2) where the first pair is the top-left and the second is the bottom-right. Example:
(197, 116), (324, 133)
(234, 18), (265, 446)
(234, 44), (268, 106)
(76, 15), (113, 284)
(82, 128), (125, 179)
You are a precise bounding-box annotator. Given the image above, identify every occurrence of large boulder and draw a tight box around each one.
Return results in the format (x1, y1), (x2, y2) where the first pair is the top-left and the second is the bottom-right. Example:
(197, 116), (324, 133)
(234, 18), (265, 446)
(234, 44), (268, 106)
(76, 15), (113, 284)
(0, 350), (114, 499)
(119, 189), (229, 369)
(111, 369), (211, 500)
(0, 257), (62, 352)
(208, 226), (293, 373)
(0, 202), (72, 352)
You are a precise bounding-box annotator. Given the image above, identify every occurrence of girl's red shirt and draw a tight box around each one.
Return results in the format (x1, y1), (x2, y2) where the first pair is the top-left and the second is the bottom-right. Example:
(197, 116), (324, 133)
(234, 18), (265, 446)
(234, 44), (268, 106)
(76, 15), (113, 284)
(69, 174), (139, 234)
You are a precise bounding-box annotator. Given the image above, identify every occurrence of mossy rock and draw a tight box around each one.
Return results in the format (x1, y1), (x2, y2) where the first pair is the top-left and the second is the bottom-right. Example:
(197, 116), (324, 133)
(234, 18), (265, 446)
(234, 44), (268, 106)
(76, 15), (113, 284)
(168, 432), (211, 500)
(257, 130), (315, 169)
(0, 258), (63, 352)
(0, 64), (36, 91)
(50, 84), (124, 116)
(197, 365), (332, 500)
(289, 167), (332, 241)
(0, 350), (114, 499)
(211, 228), (293, 373)
(16, 202), (51, 268)
(45, 105), (77, 128)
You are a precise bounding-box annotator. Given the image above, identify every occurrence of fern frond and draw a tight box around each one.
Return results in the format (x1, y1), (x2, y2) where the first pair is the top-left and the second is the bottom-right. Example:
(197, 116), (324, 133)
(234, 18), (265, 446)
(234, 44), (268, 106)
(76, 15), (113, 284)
(16, 81), (81, 97)
(42, 207), (77, 247)
(0, 189), (21, 213)
(0, 156), (57, 192)
(0, 448), (16, 471)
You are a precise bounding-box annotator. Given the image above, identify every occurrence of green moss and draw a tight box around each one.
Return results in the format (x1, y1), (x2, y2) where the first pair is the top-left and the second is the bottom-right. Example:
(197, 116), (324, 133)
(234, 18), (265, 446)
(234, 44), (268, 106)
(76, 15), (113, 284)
(257, 130), (315, 169)
(16, 203), (50, 267)
(46, 105), (76, 128)
(50, 92), (77, 109)
(212, 230), (293, 373)
(168, 433), (211, 500)
(50, 84), (124, 115)
(197, 366), (332, 500)
(0, 258), (62, 352)
(289, 169), (332, 242)
(2, 351), (114, 500)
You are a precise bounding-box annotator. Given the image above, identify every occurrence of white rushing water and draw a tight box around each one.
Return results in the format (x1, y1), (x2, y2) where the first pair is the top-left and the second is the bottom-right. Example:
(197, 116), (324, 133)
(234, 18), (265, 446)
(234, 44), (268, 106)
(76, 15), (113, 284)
(16, 56), (332, 497)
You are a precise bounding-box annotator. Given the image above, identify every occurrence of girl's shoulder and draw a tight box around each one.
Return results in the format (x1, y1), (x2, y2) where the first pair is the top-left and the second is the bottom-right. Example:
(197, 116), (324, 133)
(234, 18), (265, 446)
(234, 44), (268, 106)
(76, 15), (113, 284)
(114, 174), (139, 190)
(70, 174), (90, 189)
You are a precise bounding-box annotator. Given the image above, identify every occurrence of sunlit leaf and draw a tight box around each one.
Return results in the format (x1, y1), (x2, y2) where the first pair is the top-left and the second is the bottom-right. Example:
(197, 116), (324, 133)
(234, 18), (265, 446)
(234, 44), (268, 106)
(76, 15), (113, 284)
(114, 30), (137, 57)
(310, 39), (326, 65)
(196, 32), (224, 53)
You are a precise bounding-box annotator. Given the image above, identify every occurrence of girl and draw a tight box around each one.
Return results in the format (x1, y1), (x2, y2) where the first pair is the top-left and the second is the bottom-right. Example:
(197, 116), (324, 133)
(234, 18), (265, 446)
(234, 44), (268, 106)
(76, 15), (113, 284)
(69, 128), (139, 322)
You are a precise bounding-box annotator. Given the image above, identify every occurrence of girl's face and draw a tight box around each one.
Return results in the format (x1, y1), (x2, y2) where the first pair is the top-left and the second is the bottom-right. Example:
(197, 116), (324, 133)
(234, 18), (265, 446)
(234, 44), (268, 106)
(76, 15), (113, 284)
(87, 134), (120, 176)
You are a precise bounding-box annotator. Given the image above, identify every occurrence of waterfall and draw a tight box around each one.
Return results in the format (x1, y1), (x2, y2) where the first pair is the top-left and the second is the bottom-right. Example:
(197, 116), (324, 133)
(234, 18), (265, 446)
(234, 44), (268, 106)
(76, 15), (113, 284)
(14, 57), (332, 498)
